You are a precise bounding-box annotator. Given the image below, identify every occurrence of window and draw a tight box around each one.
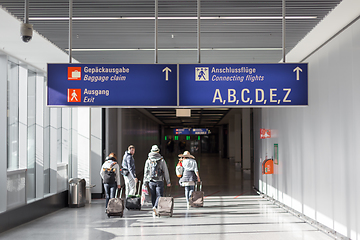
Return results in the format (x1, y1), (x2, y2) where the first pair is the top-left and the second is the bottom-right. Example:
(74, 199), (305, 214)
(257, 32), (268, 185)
(7, 61), (19, 170)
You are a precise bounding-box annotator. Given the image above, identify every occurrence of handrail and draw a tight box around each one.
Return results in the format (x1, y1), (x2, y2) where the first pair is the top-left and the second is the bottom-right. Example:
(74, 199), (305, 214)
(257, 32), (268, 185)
(7, 168), (27, 176)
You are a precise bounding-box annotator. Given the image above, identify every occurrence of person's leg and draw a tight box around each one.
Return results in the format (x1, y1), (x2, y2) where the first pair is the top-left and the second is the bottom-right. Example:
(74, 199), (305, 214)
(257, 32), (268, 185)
(124, 176), (130, 196)
(127, 175), (136, 195)
(148, 181), (157, 208)
(188, 185), (195, 200)
(154, 181), (164, 208)
(185, 186), (190, 203)
(104, 183), (110, 209)
(110, 183), (116, 200)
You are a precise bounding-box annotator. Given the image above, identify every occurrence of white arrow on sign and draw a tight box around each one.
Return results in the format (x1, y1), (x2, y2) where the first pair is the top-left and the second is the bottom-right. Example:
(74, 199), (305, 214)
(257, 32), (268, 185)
(293, 66), (302, 80)
(162, 67), (172, 81)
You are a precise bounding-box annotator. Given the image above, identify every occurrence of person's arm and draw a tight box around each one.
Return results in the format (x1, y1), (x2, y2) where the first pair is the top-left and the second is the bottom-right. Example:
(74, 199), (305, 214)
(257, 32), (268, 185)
(100, 165), (104, 180)
(195, 171), (201, 182)
(128, 155), (138, 183)
(143, 160), (150, 183)
(115, 164), (121, 188)
(128, 156), (136, 178)
(193, 160), (200, 182)
(162, 160), (171, 186)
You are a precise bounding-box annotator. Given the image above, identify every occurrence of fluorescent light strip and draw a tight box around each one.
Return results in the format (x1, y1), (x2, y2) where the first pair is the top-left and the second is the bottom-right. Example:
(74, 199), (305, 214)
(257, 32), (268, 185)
(30, 16), (317, 21)
(66, 48), (281, 52)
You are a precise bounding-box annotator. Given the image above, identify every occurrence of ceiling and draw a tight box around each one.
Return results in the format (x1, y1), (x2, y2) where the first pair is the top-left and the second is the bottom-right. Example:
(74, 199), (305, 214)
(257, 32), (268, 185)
(0, 0), (342, 128)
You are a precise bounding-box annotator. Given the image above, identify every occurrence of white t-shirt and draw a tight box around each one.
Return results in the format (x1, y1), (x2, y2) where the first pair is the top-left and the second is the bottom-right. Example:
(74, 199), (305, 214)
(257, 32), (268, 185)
(180, 158), (198, 186)
(182, 158), (198, 172)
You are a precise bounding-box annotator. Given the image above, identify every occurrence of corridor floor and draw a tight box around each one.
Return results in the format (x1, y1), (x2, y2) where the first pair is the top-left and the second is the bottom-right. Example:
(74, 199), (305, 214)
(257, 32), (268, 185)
(0, 153), (334, 240)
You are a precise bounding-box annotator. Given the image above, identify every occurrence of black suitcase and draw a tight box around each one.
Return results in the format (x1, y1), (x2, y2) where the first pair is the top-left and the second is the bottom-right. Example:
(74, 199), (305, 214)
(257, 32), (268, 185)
(125, 180), (142, 210)
(107, 188), (124, 218)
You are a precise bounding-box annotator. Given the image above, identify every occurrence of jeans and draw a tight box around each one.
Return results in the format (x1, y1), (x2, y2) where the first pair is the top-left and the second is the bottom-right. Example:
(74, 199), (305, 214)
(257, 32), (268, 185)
(148, 181), (164, 208)
(185, 185), (195, 203)
(104, 182), (117, 209)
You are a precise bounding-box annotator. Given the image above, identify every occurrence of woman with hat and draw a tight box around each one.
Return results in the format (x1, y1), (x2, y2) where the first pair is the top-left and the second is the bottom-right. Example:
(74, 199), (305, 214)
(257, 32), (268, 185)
(143, 145), (171, 216)
(178, 151), (201, 208)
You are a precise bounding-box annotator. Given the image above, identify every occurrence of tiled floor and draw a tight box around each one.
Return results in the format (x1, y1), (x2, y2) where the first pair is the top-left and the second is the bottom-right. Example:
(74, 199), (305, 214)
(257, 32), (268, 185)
(0, 153), (335, 240)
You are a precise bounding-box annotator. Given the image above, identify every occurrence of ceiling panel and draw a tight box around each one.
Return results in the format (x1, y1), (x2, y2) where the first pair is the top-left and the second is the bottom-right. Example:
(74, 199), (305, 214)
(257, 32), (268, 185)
(0, 0), (342, 127)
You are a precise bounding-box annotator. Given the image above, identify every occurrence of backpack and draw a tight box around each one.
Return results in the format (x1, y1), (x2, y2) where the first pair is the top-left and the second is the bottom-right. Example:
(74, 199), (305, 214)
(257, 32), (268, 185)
(150, 159), (164, 179)
(103, 162), (117, 184)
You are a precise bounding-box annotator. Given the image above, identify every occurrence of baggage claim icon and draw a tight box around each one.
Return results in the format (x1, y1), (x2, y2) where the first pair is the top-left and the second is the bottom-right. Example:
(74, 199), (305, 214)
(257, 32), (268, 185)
(68, 67), (81, 80)
(67, 67), (82, 102)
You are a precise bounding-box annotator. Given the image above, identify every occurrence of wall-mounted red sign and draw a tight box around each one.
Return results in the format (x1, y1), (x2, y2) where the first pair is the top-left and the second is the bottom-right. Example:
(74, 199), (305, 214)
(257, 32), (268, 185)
(262, 159), (274, 174)
(260, 129), (271, 139)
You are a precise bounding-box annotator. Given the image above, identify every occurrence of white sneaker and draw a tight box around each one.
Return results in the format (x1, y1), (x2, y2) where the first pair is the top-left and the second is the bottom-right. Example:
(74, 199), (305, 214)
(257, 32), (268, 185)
(152, 207), (158, 216)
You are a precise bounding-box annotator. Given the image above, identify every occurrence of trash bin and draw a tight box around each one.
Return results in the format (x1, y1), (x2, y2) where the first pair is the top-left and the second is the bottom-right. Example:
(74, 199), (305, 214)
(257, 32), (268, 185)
(69, 178), (86, 208)
(86, 184), (96, 204)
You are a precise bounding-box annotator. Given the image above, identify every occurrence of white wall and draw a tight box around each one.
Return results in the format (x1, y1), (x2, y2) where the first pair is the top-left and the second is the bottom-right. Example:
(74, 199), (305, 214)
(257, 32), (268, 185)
(0, 55), (7, 212)
(254, 15), (360, 240)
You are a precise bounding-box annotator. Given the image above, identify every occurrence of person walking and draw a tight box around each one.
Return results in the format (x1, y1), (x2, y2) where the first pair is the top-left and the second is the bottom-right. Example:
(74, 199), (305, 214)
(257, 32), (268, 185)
(178, 151), (201, 209)
(143, 145), (171, 216)
(122, 145), (138, 196)
(100, 152), (121, 212)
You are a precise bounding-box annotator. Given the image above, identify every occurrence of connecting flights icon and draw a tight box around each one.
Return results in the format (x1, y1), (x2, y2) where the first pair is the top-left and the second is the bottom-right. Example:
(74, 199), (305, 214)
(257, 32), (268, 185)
(195, 67), (209, 81)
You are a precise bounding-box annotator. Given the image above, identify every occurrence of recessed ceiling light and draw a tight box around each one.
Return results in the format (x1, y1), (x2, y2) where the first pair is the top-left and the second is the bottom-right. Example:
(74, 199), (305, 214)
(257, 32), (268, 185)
(30, 16), (317, 21)
(65, 48), (281, 52)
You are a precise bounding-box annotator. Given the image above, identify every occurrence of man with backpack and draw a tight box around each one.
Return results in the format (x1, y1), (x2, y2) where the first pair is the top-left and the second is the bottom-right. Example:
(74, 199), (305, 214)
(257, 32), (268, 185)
(143, 145), (171, 216)
(100, 152), (121, 212)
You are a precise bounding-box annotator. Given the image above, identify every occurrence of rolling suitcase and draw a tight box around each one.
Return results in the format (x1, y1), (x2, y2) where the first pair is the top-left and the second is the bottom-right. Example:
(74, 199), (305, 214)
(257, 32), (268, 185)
(190, 182), (204, 207)
(157, 186), (174, 217)
(125, 180), (142, 210)
(106, 188), (124, 218)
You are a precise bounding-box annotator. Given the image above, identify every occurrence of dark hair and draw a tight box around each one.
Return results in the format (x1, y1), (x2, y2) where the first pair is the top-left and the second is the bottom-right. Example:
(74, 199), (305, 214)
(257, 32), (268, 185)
(128, 145), (135, 150)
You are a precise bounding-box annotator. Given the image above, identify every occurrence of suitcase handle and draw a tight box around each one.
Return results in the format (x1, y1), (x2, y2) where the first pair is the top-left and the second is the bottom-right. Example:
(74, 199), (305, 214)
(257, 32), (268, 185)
(165, 185), (172, 197)
(136, 180), (142, 196)
(116, 187), (123, 198)
(195, 181), (203, 192)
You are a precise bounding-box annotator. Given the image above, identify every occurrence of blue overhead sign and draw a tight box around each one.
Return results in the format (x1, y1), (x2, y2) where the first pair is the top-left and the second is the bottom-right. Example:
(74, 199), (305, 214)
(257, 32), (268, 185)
(192, 128), (210, 135)
(47, 63), (177, 106)
(48, 63), (308, 107)
(174, 128), (191, 135)
(174, 128), (210, 135)
(179, 63), (308, 106)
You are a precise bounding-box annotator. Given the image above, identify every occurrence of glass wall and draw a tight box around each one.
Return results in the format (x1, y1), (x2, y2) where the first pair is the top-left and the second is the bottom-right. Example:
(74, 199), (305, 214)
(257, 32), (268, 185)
(7, 61), (19, 170)
(27, 70), (36, 201)
(43, 77), (51, 195)
(5, 57), (70, 208)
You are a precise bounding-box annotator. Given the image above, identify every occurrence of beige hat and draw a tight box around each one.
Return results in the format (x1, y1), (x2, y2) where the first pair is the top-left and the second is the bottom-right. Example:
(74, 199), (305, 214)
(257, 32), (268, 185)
(178, 151), (195, 159)
(151, 145), (160, 152)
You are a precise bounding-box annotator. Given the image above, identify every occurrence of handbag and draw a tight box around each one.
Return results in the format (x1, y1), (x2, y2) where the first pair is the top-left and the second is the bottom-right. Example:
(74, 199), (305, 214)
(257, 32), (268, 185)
(175, 161), (184, 178)
(141, 183), (151, 206)
(121, 168), (129, 176)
